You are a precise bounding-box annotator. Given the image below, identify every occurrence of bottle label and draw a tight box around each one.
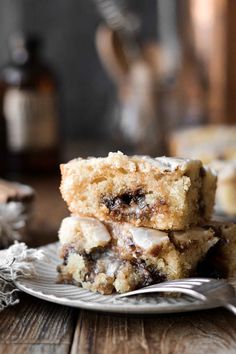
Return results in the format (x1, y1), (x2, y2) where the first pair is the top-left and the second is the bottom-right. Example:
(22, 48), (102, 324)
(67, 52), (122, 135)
(3, 89), (58, 152)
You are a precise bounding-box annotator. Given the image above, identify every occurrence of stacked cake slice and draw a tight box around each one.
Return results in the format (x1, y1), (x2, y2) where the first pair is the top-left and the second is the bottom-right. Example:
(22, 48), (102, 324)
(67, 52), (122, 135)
(57, 152), (235, 294)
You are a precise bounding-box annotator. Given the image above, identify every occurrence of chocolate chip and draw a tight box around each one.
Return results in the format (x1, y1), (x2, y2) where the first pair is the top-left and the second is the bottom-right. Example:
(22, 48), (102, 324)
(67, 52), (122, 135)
(102, 189), (146, 211)
(120, 193), (133, 205)
(61, 245), (76, 265)
(146, 266), (166, 284)
(103, 197), (120, 210)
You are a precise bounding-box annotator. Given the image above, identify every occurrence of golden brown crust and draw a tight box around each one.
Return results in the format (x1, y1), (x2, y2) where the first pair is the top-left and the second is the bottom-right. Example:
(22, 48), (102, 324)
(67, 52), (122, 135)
(60, 152), (216, 230)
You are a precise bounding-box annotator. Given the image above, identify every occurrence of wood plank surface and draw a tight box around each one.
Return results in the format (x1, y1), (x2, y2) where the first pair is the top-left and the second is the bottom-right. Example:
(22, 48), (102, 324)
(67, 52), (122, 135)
(0, 293), (77, 354)
(71, 309), (236, 354)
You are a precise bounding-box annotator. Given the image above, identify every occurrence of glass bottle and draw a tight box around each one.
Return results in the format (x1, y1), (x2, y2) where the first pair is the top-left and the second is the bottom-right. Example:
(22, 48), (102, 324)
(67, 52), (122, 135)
(0, 33), (59, 177)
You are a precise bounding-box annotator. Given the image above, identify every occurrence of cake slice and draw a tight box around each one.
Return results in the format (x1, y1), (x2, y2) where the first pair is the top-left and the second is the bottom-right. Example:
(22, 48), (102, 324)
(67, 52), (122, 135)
(57, 216), (219, 294)
(60, 152), (216, 230)
(208, 160), (236, 216)
(199, 222), (236, 278)
(169, 125), (236, 164)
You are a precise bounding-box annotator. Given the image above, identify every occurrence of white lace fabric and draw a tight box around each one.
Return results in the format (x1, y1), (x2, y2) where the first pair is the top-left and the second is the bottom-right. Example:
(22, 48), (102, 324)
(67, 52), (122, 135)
(0, 242), (45, 310)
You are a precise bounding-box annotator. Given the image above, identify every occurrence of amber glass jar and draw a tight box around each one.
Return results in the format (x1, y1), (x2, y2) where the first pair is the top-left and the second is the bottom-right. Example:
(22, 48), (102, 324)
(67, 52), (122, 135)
(0, 33), (59, 177)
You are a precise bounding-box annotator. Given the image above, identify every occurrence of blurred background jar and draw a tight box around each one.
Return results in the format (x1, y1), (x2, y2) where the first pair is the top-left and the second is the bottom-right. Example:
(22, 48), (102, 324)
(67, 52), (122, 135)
(0, 33), (59, 178)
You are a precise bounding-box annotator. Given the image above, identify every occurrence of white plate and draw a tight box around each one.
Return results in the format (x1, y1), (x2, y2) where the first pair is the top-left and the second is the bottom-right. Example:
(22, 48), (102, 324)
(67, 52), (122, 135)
(14, 242), (230, 314)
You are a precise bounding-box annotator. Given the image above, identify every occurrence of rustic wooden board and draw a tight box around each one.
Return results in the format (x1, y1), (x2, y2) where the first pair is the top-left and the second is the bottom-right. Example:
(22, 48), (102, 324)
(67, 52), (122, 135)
(71, 309), (236, 354)
(0, 293), (77, 354)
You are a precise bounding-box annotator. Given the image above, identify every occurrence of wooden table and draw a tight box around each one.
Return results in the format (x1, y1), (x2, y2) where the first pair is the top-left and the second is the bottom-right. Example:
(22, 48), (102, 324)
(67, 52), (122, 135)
(1, 176), (236, 354)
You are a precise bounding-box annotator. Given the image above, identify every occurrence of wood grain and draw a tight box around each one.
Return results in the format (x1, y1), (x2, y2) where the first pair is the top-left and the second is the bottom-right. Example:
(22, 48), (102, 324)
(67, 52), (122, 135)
(0, 293), (77, 354)
(71, 309), (236, 354)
